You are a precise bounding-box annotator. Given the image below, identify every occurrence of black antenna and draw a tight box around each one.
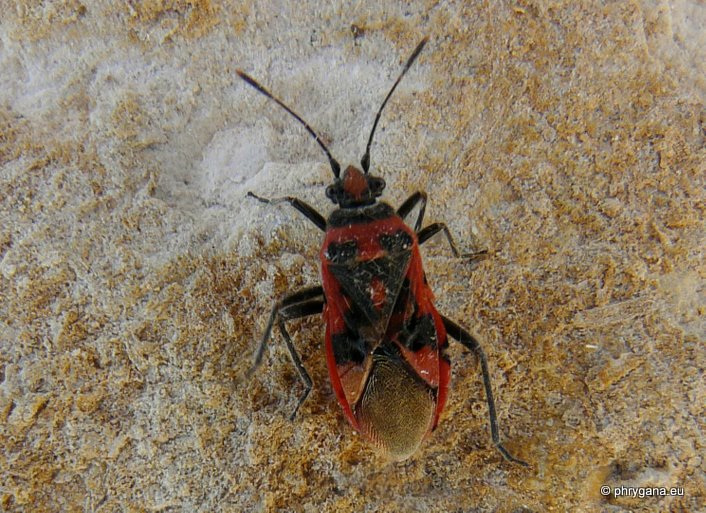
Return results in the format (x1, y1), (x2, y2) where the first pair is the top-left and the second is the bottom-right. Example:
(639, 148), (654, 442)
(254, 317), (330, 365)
(237, 69), (342, 178)
(361, 37), (429, 173)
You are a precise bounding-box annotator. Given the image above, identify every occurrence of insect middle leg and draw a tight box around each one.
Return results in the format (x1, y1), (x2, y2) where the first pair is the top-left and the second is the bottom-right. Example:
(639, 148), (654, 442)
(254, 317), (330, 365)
(417, 223), (487, 260)
(398, 191), (487, 259)
(277, 299), (325, 419)
(250, 286), (325, 420)
(247, 192), (327, 232)
(442, 315), (529, 466)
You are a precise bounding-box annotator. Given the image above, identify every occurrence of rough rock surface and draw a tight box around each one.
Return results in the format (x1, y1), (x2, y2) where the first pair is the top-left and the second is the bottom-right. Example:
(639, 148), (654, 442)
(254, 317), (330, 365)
(1, 2), (704, 512)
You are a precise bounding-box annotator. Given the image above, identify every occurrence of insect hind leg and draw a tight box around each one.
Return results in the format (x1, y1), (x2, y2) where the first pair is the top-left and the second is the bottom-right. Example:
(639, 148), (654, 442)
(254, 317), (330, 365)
(247, 192), (327, 232)
(442, 315), (529, 467)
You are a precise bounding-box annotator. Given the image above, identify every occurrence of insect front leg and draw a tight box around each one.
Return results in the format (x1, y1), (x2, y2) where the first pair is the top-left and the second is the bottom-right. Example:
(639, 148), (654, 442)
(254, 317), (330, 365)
(397, 191), (427, 232)
(247, 192), (327, 232)
(441, 316), (529, 467)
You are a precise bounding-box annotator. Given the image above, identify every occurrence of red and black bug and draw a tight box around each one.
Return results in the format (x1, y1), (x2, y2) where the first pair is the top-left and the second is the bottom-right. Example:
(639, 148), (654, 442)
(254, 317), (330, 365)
(238, 37), (527, 464)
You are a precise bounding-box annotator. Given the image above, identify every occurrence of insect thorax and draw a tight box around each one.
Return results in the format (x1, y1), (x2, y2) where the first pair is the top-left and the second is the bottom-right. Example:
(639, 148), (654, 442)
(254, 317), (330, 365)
(326, 201), (395, 228)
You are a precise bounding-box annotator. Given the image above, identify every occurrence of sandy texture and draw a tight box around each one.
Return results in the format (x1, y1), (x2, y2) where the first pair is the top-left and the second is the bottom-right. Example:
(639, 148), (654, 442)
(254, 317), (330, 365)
(1, 1), (704, 512)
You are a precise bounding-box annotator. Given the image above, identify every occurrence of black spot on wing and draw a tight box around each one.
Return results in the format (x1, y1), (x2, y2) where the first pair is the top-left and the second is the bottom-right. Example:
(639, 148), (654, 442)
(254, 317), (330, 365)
(325, 240), (357, 263)
(401, 313), (438, 352)
(379, 230), (413, 253)
(332, 329), (367, 365)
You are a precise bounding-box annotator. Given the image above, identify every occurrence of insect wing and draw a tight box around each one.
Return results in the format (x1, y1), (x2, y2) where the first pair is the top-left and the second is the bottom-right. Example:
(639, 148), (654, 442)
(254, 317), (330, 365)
(321, 216), (450, 458)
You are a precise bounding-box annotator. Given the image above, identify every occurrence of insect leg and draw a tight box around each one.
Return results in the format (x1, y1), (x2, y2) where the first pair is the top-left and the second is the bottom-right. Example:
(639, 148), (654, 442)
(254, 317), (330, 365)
(399, 192), (487, 259)
(417, 223), (488, 260)
(277, 299), (325, 420)
(441, 315), (529, 466)
(249, 286), (324, 375)
(396, 191), (427, 232)
(247, 192), (327, 232)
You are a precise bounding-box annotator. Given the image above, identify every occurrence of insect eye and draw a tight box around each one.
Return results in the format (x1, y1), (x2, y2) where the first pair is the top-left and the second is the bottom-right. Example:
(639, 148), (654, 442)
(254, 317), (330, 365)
(326, 184), (342, 203)
(370, 177), (386, 195)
